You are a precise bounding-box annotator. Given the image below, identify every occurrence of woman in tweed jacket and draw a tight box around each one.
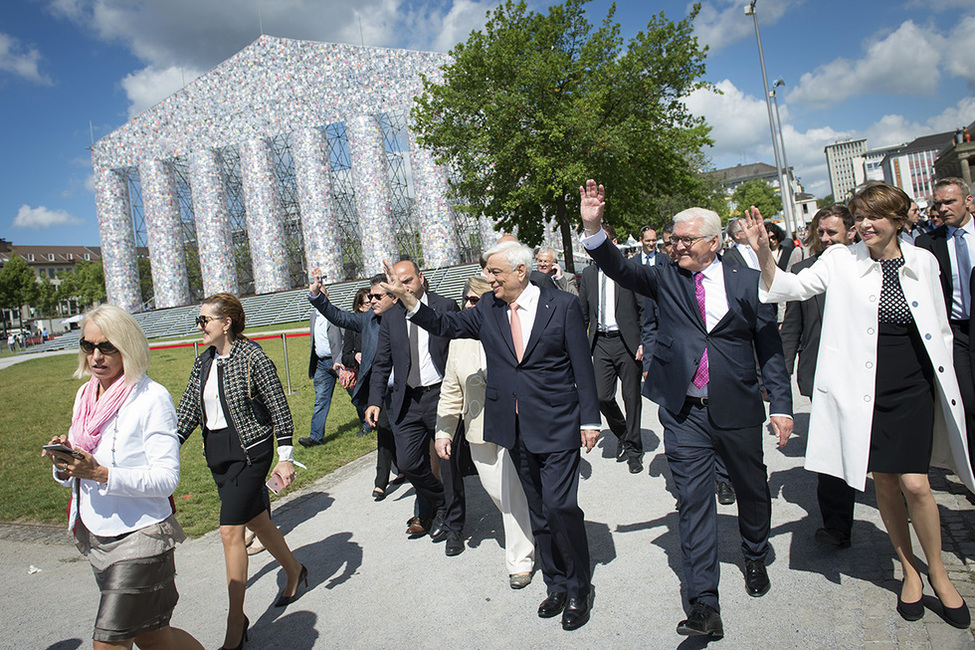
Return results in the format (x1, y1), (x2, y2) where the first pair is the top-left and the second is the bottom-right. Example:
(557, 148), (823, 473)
(177, 293), (307, 650)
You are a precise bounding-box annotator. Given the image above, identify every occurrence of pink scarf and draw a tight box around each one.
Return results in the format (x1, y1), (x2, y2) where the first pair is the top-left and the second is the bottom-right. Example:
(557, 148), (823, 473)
(69, 375), (135, 454)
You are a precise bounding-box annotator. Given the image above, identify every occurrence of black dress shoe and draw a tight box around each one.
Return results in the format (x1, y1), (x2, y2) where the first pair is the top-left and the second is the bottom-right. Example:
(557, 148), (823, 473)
(444, 530), (464, 556)
(627, 457), (643, 474)
(616, 443), (627, 462)
(297, 437), (321, 447)
(561, 588), (594, 631)
(745, 559), (770, 597)
(814, 527), (851, 548)
(429, 510), (448, 542)
(538, 592), (568, 618)
(716, 481), (736, 505)
(677, 603), (723, 638)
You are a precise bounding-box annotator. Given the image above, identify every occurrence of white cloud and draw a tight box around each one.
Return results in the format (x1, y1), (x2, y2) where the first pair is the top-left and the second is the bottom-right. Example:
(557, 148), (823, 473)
(0, 33), (53, 85)
(693, 0), (794, 52)
(14, 205), (83, 229)
(84, 173), (95, 193)
(48, 0), (499, 115)
(787, 20), (942, 108)
(120, 65), (205, 118)
(943, 15), (975, 89)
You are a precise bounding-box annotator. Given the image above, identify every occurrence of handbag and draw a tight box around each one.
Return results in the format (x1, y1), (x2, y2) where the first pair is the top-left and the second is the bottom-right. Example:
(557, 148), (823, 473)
(337, 364), (358, 390)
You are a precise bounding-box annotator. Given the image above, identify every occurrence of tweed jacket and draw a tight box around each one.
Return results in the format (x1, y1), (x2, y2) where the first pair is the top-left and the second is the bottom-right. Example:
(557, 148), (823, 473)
(176, 339), (294, 457)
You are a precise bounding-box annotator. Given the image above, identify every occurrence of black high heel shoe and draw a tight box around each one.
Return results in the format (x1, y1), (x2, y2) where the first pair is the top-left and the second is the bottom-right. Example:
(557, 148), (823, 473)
(219, 615), (248, 650)
(896, 582), (924, 621)
(274, 564), (308, 607)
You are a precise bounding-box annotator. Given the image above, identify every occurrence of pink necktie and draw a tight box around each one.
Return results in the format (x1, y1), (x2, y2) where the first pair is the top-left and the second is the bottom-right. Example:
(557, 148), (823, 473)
(510, 302), (524, 362)
(692, 273), (709, 388)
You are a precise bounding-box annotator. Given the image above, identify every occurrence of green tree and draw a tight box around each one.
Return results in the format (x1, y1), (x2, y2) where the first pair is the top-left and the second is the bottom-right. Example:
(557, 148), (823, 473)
(0, 256), (40, 329)
(816, 193), (835, 209)
(412, 0), (713, 270)
(138, 257), (153, 305)
(57, 260), (106, 309)
(730, 180), (782, 219)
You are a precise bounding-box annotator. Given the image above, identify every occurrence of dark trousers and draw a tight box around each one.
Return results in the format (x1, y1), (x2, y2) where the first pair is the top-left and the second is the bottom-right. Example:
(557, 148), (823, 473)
(659, 403), (771, 612)
(594, 334), (643, 459)
(372, 394), (397, 490)
(440, 422), (467, 534)
(508, 419), (591, 599)
(951, 320), (975, 470)
(391, 386), (445, 519)
(817, 473), (856, 537)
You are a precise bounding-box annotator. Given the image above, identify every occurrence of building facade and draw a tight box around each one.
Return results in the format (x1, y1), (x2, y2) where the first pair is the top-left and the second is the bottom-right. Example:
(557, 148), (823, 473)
(881, 131), (954, 204)
(91, 36), (497, 312)
(824, 138), (867, 200)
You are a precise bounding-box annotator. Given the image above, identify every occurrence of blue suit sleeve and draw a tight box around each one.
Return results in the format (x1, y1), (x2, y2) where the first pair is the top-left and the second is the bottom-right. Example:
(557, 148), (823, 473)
(563, 293), (601, 427)
(309, 293), (362, 332)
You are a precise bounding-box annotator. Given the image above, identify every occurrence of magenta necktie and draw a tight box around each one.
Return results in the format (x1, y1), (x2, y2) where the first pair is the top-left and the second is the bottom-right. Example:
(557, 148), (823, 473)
(692, 272), (709, 388)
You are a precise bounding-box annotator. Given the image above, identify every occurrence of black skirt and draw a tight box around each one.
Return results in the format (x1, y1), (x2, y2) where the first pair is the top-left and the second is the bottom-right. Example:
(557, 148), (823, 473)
(204, 427), (272, 526)
(867, 321), (935, 474)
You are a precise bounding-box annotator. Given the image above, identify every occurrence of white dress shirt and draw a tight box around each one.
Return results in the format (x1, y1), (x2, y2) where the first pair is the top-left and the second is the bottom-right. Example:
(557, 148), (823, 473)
(597, 269), (620, 332)
(414, 292), (444, 387)
(736, 243), (761, 270)
(313, 311), (332, 358)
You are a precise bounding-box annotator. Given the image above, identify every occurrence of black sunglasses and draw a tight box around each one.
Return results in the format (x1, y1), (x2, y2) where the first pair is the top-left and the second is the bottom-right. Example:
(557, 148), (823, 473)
(195, 315), (218, 328)
(367, 293), (385, 301)
(464, 295), (480, 305)
(80, 338), (119, 355)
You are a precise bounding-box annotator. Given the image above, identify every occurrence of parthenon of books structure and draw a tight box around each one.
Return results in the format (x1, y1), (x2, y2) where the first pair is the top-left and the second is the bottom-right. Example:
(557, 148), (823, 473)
(91, 35), (498, 311)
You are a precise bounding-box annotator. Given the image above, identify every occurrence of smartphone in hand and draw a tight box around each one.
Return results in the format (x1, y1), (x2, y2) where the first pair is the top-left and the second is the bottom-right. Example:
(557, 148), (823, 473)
(266, 473), (285, 495)
(43, 443), (84, 459)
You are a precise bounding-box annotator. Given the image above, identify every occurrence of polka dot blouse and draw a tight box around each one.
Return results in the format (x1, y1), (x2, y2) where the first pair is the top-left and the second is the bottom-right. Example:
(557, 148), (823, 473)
(878, 257), (913, 325)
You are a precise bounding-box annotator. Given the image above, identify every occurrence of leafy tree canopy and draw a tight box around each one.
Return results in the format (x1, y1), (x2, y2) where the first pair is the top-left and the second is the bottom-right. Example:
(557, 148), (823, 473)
(412, 0), (714, 268)
(0, 256), (40, 318)
(57, 260), (106, 309)
(816, 193), (835, 209)
(730, 179), (782, 220)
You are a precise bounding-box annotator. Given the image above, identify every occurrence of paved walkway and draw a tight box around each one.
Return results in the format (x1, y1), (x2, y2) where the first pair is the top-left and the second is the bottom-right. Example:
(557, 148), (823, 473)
(3, 390), (975, 648)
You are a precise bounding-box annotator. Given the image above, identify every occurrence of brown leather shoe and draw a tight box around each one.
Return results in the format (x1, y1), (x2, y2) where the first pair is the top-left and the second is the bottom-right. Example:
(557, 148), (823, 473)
(406, 516), (432, 537)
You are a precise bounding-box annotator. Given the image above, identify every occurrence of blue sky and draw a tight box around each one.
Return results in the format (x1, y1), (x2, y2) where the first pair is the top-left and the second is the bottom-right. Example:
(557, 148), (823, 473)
(1, 0), (972, 247)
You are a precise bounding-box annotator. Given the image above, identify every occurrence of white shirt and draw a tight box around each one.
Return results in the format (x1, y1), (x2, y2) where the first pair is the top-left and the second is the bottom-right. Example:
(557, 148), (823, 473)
(414, 292), (444, 387)
(597, 269), (619, 332)
(203, 354), (230, 430)
(642, 251), (657, 266)
(55, 376), (181, 536)
(685, 258), (729, 398)
(314, 311), (332, 358)
(945, 217), (975, 320)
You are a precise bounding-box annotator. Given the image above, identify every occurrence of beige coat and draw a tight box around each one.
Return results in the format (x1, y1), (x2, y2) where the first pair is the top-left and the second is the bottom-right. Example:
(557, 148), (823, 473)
(436, 338), (488, 444)
(761, 241), (975, 492)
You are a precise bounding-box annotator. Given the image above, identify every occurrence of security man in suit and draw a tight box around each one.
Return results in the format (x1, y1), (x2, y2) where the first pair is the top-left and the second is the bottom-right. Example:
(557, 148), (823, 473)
(383, 241), (600, 631)
(916, 177), (975, 470)
(780, 206), (857, 548)
(579, 225), (645, 474)
(580, 179), (793, 640)
(365, 260), (460, 539)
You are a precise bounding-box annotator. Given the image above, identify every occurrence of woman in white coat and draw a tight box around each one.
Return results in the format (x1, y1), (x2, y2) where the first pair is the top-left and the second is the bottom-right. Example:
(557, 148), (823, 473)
(434, 276), (536, 589)
(743, 183), (975, 628)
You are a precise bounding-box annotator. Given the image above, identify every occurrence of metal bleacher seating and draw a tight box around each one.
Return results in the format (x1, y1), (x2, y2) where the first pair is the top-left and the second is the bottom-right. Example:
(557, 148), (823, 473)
(26, 262), (482, 353)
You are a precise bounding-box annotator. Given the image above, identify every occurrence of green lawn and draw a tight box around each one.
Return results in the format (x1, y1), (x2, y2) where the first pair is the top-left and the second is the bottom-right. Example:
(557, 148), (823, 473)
(1, 336), (375, 537)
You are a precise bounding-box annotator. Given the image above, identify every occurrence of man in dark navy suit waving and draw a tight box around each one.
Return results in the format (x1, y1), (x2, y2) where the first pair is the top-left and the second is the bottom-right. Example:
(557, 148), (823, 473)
(382, 241), (600, 631)
(579, 180), (793, 640)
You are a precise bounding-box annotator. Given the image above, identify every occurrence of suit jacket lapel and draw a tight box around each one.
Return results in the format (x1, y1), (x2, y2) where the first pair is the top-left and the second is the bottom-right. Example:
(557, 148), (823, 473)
(676, 268), (705, 332)
(494, 299), (518, 360)
(523, 294), (556, 360)
(934, 230), (952, 291)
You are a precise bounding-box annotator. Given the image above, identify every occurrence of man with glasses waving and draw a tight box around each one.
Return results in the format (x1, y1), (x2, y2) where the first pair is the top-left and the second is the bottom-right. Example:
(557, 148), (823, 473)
(578, 180), (792, 640)
(307, 270), (401, 498)
(299, 272), (344, 449)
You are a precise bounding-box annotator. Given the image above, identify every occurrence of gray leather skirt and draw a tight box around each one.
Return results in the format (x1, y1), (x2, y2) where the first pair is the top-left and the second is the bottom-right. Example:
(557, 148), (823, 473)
(75, 515), (185, 643)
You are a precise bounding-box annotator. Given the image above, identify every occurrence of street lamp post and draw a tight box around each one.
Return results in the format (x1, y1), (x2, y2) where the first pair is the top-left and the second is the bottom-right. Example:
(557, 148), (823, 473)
(770, 78), (797, 227)
(744, 1), (795, 235)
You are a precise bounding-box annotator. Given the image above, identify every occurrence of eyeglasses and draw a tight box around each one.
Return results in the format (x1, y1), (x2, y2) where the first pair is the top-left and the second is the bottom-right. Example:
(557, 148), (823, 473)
(671, 235), (715, 248)
(80, 338), (119, 355)
(367, 293), (386, 301)
(464, 295), (480, 305)
(195, 315), (218, 328)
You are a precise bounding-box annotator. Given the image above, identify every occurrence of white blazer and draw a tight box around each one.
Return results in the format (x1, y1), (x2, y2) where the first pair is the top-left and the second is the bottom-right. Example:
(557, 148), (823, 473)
(761, 241), (975, 492)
